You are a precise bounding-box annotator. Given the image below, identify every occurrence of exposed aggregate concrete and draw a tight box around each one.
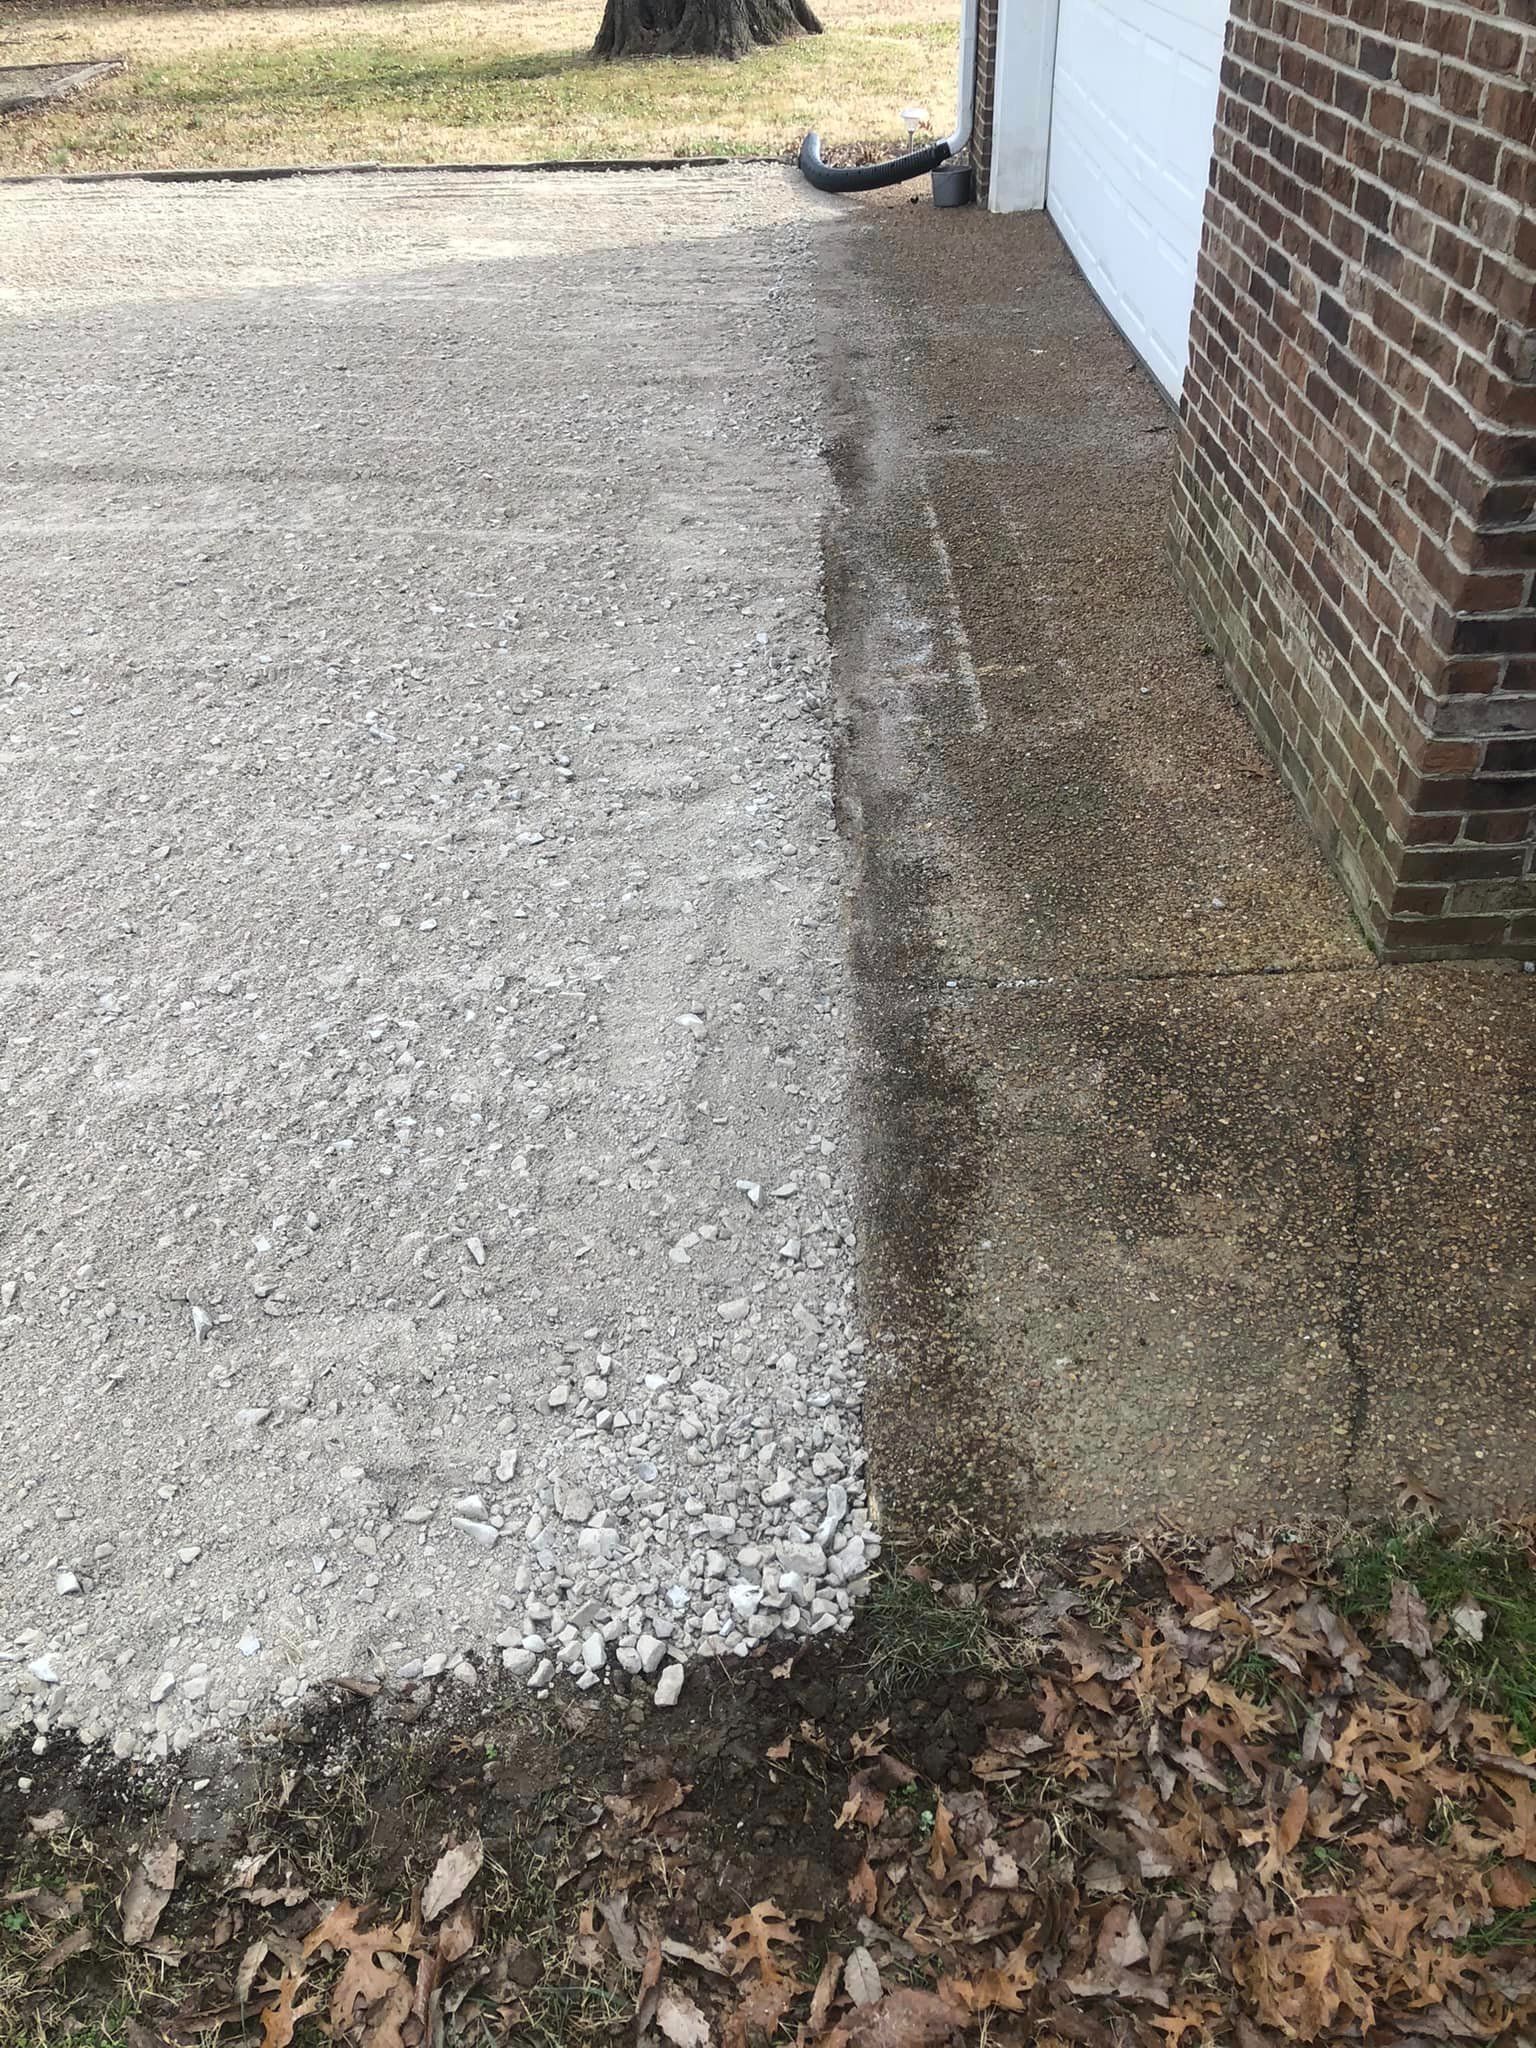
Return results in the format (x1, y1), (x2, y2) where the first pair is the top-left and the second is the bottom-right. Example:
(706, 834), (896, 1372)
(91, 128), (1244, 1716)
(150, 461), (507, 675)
(0, 167), (873, 1761)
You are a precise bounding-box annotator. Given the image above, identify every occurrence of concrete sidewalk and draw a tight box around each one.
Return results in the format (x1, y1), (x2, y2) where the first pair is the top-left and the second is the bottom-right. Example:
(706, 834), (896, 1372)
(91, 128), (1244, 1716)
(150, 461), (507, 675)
(821, 197), (1536, 1545)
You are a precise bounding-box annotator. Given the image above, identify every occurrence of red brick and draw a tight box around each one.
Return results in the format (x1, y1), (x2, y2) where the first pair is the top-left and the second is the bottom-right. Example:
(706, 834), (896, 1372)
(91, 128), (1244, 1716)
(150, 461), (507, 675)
(1167, 0), (1536, 960)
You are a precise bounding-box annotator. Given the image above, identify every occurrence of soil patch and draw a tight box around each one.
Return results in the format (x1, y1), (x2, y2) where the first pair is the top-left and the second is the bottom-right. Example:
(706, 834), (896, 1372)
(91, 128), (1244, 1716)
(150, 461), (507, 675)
(0, 61), (123, 117)
(4, 1524), (1535, 2045)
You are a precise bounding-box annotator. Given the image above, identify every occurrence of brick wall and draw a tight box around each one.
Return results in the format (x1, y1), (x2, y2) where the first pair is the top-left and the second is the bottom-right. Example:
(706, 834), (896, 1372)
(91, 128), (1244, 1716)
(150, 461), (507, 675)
(972, 0), (1000, 204)
(1171, 0), (1536, 957)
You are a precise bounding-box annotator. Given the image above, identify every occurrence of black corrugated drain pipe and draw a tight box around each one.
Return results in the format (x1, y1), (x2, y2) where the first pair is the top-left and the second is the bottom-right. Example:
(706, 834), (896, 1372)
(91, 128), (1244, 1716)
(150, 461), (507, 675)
(797, 0), (978, 195)
(797, 131), (951, 193)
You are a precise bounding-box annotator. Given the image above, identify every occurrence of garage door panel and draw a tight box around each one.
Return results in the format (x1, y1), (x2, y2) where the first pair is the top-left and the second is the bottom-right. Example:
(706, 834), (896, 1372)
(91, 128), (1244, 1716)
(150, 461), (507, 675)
(1047, 0), (1227, 400)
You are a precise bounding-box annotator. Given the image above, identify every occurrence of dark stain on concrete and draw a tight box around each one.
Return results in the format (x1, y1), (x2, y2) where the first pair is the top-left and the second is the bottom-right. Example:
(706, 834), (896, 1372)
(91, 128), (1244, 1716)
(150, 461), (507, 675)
(818, 299), (1038, 1551)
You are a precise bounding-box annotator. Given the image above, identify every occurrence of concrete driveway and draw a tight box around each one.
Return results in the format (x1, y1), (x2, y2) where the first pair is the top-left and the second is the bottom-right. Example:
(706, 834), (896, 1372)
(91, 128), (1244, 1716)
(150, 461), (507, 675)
(0, 167), (871, 1759)
(4, 160), (1532, 1765)
(824, 195), (1536, 1548)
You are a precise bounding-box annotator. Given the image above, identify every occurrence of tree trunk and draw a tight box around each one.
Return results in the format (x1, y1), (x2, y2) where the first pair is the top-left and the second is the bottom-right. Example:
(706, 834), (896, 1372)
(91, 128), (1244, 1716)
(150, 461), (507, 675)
(593, 0), (820, 62)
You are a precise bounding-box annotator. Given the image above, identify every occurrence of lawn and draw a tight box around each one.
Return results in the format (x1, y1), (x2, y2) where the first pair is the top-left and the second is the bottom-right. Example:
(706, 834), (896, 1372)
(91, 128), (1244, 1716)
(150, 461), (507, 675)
(0, 0), (958, 173)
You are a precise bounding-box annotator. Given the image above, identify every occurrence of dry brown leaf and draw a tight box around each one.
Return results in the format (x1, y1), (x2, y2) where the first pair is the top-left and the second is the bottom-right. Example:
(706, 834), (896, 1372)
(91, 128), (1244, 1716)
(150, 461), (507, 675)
(766, 1735), (792, 1762)
(635, 1938), (664, 2038)
(927, 1801), (956, 1881)
(851, 1719), (894, 1758)
(1257, 1781), (1311, 1883)
(1490, 1859), (1536, 1909)
(940, 1940), (1038, 2013)
(848, 1858), (878, 1912)
(608, 1773), (688, 1829)
(657, 1985), (712, 2047)
(26, 1808), (67, 1837)
(227, 1849), (276, 1893)
(1386, 1579), (1434, 1659)
(17, 1886), (82, 1926)
(121, 1839), (179, 1946)
(843, 1988), (966, 2044)
(1058, 1615), (1138, 1683)
(436, 1898), (477, 1967)
(257, 1972), (315, 2048)
(235, 1937), (270, 2004)
(358, 1973), (414, 2048)
(303, 1901), (418, 2036)
(809, 1948), (843, 2031)
(845, 1946), (882, 2007)
(725, 1900), (799, 1986)
(1451, 1598), (1487, 1643)
(661, 1935), (731, 1978)
(422, 1835), (483, 1920)
(596, 1892), (643, 1970)
(124, 2024), (173, 2048)
(724, 1971), (796, 2047)
(837, 1770), (888, 1831)
(36, 1923), (91, 1977)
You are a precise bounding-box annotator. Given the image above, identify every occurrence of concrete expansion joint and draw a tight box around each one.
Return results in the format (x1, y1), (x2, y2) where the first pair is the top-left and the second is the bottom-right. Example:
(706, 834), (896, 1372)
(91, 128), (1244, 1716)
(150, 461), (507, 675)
(1338, 979), (1385, 1518)
(894, 959), (1382, 994)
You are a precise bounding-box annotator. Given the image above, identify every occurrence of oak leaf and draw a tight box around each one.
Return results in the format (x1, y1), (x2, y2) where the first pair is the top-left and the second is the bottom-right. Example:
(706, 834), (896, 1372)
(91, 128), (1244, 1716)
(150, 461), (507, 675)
(724, 1900), (798, 1986)
(303, 1902), (418, 2035)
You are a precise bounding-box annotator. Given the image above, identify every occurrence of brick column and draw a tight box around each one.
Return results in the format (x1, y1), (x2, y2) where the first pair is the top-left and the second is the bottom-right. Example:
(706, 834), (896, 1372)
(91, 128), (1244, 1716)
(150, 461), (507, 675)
(972, 0), (1001, 204)
(1171, 0), (1536, 957)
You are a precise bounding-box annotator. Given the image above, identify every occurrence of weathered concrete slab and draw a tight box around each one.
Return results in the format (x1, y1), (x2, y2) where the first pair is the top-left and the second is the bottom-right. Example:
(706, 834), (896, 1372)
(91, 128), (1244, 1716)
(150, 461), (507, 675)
(823, 197), (1536, 1544)
(820, 202), (1365, 988)
(0, 166), (873, 1758)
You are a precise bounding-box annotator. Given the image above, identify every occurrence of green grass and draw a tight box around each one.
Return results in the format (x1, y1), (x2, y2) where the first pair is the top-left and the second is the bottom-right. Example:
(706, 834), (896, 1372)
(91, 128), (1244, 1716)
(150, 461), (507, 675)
(0, 0), (958, 174)
(1459, 1905), (1536, 1956)
(1332, 1522), (1536, 1748)
(864, 1570), (1012, 1692)
(1223, 1644), (1287, 1705)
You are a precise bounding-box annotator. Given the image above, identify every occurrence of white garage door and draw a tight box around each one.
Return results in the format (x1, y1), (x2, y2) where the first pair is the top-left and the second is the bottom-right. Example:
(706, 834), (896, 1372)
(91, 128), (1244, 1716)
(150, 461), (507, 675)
(1046, 0), (1228, 401)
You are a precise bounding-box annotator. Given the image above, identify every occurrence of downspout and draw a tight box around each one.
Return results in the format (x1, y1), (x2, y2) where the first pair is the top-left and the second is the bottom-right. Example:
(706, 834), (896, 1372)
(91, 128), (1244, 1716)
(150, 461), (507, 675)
(798, 0), (979, 192)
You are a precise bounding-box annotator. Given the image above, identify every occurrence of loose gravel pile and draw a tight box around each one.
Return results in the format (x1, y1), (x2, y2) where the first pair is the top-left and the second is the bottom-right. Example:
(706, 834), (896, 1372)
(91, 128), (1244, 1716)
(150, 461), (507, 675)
(0, 166), (873, 1762)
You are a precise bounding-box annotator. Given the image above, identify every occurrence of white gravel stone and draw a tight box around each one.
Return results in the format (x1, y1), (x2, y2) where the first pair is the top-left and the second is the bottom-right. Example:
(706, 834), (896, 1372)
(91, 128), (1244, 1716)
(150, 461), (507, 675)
(654, 1663), (686, 1708)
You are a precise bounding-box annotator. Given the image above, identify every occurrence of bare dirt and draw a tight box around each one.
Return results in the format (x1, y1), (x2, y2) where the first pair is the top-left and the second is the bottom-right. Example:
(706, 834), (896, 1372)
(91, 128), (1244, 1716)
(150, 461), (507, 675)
(4, 1530), (1535, 2044)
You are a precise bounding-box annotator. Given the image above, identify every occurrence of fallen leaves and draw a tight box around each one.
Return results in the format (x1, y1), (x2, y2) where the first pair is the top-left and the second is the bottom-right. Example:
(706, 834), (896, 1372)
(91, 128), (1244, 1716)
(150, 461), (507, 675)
(256, 1970), (315, 2048)
(1386, 1577), (1435, 1659)
(843, 1944), (882, 2007)
(35, 1923), (92, 1977)
(841, 1987), (966, 2044)
(837, 1752), (917, 1832)
(12, 1531), (1536, 2048)
(724, 1899), (798, 1985)
(421, 1835), (483, 1922)
(120, 1838), (179, 1946)
(303, 1902), (419, 2037)
(657, 1984), (712, 2045)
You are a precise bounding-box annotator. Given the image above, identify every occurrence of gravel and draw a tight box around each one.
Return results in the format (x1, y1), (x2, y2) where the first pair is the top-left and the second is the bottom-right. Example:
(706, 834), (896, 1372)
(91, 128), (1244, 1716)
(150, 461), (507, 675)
(0, 165), (871, 1760)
